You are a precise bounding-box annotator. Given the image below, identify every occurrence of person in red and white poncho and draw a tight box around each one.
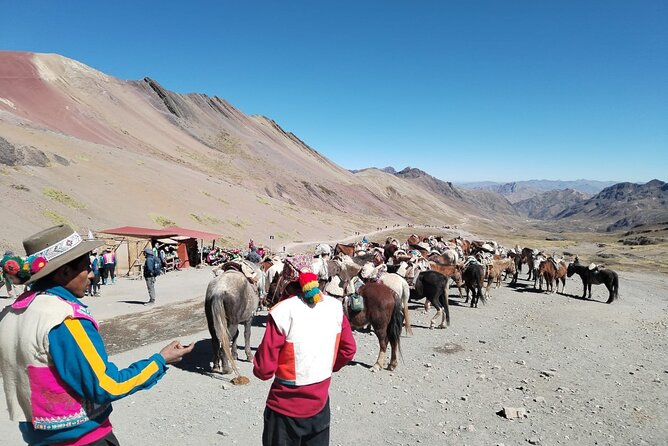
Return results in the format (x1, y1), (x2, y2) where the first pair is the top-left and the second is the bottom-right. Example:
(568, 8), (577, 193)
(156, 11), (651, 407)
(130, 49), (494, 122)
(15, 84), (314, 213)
(253, 271), (356, 446)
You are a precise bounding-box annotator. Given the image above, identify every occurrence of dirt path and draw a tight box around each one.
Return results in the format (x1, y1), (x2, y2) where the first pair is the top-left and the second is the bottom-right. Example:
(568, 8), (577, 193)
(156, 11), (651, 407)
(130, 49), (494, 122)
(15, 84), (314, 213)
(2, 268), (665, 445)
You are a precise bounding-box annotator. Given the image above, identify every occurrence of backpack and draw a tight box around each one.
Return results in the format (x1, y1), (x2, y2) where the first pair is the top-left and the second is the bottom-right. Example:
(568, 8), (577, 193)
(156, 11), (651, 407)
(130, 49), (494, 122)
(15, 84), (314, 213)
(152, 256), (162, 276)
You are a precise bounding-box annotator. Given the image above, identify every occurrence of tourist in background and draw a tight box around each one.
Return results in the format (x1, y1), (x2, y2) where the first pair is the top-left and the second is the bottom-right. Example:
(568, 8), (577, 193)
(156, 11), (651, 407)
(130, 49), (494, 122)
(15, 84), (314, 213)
(102, 247), (116, 284)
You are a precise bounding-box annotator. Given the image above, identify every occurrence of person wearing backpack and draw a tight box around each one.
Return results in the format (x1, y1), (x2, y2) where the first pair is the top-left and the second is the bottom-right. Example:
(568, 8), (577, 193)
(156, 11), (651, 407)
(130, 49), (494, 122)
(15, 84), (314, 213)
(142, 247), (161, 306)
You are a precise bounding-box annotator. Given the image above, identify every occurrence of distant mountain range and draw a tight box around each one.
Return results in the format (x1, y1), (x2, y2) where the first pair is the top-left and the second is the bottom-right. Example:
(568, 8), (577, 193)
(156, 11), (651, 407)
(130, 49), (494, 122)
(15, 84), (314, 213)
(457, 179), (618, 203)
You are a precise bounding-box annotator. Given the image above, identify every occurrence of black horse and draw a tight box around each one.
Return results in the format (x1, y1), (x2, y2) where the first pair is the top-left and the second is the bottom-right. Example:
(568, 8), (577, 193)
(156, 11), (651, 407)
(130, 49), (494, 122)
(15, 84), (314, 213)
(567, 261), (619, 303)
(411, 270), (450, 329)
(462, 262), (485, 308)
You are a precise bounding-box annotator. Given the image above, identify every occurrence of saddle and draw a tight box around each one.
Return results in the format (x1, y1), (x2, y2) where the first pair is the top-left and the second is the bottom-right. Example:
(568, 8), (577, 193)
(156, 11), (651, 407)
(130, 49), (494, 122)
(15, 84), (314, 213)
(221, 260), (258, 285)
(346, 278), (365, 313)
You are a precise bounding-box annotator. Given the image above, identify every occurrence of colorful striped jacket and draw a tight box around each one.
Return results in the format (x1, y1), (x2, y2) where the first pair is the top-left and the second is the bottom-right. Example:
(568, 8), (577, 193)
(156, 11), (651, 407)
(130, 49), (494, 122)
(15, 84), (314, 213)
(0, 284), (167, 445)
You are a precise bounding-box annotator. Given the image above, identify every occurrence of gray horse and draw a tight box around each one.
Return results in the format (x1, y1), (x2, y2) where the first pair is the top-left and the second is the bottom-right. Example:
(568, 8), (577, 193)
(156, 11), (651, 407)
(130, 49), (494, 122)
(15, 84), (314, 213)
(205, 270), (259, 374)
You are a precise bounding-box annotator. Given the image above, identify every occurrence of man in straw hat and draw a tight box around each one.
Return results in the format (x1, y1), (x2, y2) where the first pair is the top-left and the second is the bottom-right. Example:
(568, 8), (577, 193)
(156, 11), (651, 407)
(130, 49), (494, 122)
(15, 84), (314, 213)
(253, 270), (356, 446)
(0, 225), (194, 445)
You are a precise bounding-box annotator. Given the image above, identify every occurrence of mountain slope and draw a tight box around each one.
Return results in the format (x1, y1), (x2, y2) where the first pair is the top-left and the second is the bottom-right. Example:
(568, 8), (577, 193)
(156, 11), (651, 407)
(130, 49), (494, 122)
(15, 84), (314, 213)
(554, 180), (668, 231)
(0, 51), (481, 249)
(514, 189), (590, 219)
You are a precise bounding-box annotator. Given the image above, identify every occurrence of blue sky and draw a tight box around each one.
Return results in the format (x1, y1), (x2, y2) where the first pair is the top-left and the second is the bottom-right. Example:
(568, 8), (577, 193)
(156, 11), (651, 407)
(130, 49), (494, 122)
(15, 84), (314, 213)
(2, 1), (666, 183)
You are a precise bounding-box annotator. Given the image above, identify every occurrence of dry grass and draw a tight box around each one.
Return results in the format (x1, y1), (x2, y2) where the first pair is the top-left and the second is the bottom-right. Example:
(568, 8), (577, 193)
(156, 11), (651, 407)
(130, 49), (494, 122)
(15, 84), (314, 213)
(150, 213), (176, 227)
(43, 209), (73, 227)
(43, 188), (86, 209)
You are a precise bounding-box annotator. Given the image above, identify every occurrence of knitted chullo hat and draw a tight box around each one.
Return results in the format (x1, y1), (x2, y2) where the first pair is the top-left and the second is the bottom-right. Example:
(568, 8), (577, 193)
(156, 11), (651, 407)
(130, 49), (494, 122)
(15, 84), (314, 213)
(299, 272), (323, 304)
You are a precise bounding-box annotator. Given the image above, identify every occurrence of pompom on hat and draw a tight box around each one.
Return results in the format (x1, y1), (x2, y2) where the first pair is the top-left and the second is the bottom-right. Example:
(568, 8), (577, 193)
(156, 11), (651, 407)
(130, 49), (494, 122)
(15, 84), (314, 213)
(299, 271), (323, 304)
(1, 224), (103, 285)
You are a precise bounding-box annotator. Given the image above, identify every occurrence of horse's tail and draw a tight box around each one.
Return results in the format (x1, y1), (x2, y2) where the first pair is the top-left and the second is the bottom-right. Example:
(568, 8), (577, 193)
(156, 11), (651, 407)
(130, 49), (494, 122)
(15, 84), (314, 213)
(607, 271), (620, 304)
(387, 295), (403, 361)
(206, 282), (241, 377)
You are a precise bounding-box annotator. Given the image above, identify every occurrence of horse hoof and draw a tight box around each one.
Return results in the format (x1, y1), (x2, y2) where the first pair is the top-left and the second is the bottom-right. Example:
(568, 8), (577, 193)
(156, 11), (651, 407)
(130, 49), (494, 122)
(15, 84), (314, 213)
(211, 366), (223, 374)
(437, 324), (446, 329)
(246, 353), (254, 362)
(371, 364), (382, 372)
(222, 367), (233, 375)
(387, 363), (397, 371)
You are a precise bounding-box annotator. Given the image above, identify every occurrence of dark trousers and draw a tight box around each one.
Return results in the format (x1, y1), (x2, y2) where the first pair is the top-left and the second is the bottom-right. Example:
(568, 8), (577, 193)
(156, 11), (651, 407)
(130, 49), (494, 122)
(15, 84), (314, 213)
(105, 264), (115, 282)
(86, 431), (120, 445)
(262, 399), (330, 446)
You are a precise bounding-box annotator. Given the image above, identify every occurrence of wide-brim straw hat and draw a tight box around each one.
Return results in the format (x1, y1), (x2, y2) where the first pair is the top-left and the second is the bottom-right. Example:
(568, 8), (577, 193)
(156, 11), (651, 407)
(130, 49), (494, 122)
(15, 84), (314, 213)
(23, 224), (104, 284)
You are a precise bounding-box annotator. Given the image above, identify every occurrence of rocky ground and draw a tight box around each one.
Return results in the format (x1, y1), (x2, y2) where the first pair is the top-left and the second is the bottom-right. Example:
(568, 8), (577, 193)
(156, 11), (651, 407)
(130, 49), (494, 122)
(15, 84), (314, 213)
(1, 256), (667, 445)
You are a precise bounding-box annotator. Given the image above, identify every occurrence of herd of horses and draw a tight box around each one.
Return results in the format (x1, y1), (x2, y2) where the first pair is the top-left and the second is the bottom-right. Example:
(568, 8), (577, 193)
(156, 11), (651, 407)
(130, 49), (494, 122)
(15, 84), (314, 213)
(204, 235), (620, 376)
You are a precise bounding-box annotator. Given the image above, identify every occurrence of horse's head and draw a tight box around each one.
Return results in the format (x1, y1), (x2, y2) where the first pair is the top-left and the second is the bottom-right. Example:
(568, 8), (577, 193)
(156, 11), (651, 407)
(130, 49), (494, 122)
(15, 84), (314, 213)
(567, 262), (575, 277)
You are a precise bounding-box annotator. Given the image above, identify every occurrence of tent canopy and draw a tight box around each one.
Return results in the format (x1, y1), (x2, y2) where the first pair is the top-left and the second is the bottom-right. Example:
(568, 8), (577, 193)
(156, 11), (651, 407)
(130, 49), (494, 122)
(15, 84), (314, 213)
(98, 226), (176, 238)
(98, 226), (223, 241)
(161, 226), (223, 241)
(156, 238), (178, 245)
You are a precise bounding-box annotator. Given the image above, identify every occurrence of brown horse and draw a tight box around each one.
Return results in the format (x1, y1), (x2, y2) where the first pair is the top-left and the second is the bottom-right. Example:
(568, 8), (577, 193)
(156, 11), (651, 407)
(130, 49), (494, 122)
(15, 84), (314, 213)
(345, 282), (403, 371)
(485, 258), (516, 297)
(428, 261), (463, 299)
(266, 259), (302, 307)
(520, 247), (537, 281)
(334, 243), (355, 257)
(538, 258), (567, 293)
(407, 234), (421, 245)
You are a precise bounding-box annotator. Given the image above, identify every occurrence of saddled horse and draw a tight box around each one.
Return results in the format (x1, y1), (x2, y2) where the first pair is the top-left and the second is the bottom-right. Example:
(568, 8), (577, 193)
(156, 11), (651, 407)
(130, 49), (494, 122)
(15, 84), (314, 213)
(329, 256), (413, 336)
(266, 259), (302, 307)
(205, 270), (260, 375)
(345, 282), (403, 371)
(567, 260), (619, 303)
(538, 258), (567, 294)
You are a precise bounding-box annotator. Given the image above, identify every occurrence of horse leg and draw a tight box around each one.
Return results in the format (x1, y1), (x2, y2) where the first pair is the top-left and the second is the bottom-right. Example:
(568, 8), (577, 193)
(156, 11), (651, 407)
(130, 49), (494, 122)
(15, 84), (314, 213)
(402, 297), (413, 337)
(437, 302), (447, 329)
(388, 337), (398, 371)
(243, 319), (254, 362)
(429, 307), (442, 329)
(210, 337), (223, 374)
(372, 331), (388, 372)
(587, 283), (592, 299)
(229, 325), (240, 360)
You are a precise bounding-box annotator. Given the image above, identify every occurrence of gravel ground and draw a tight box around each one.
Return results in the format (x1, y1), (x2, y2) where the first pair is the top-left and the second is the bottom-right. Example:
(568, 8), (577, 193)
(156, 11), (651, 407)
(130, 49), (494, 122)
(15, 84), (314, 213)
(1, 266), (667, 446)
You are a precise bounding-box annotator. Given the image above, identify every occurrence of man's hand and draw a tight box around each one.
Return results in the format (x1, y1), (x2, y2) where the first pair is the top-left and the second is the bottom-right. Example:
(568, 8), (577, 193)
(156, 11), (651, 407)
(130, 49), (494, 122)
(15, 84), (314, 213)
(160, 340), (195, 364)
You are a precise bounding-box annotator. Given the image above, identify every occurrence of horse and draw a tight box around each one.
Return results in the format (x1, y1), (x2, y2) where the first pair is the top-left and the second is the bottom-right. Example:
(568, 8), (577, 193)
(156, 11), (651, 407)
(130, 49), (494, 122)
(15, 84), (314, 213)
(538, 258), (567, 294)
(334, 243), (355, 257)
(427, 261), (463, 299)
(411, 270), (451, 329)
(462, 261), (485, 308)
(485, 258), (516, 297)
(345, 282), (403, 371)
(266, 258), (303, 307)
(383, 243), (399, 262)
(520, 247), (539, 281)
(205, 270), (259, 374)
(506, 251), (522, 284)
(330, 256), (413, 336)
(567, 261), (619, 303)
